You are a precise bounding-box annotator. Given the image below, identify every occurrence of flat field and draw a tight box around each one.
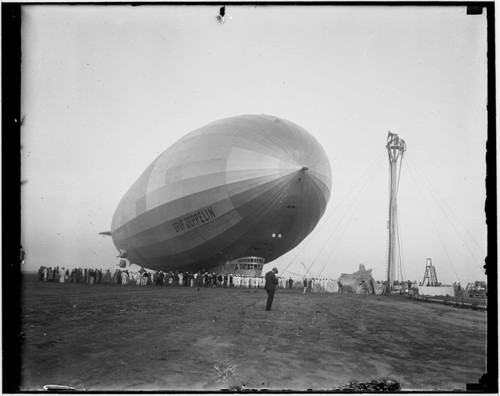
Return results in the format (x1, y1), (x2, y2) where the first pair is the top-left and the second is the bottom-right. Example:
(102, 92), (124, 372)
(19, 275), (487, 391)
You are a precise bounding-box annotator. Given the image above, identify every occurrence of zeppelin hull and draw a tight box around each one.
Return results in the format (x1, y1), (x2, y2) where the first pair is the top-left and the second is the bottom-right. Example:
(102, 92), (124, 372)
(111, 115), (331, 272)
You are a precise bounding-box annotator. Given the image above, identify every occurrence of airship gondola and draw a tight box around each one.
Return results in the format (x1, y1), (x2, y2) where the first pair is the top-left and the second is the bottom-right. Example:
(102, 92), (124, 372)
(110, 114), (332, 275)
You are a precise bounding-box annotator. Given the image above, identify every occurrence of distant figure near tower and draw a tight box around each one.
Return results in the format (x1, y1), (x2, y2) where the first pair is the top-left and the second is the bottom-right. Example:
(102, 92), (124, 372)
(386, 132), (406, 290)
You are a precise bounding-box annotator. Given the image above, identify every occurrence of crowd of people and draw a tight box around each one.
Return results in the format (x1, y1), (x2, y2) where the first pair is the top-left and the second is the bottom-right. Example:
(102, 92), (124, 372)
(36, 266), (301, 289)
(35, 266), (484, 301)
(36, 266), (342, 292)
(302, 278), (339, 293)
(37, 266), (109, 284)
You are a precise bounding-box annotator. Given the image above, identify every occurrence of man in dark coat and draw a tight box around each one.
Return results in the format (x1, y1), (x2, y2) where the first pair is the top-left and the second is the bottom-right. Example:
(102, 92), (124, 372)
(264, 267), (279, 311)
(195, 271), (203, 291)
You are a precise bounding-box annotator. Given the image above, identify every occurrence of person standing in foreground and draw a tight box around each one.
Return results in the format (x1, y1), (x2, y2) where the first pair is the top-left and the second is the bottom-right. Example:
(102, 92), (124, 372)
(195, 271), (203, 291)
(264, 267), (279, 311)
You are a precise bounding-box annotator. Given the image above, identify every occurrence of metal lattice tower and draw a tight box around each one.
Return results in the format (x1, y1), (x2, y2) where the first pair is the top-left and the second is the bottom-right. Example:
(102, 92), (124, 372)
(386, 132), (406, 289)
(422, 258), (439, 286)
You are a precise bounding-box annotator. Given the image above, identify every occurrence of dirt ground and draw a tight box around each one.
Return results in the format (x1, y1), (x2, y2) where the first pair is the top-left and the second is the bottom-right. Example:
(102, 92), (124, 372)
(18, 275), (487, 391)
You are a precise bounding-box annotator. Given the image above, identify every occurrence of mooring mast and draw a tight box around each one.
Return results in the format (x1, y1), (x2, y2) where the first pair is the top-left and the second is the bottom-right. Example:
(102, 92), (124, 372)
(386, 132), (406, 289)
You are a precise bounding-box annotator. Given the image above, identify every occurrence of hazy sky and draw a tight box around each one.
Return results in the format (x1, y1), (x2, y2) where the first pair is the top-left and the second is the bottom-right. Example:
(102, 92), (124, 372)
(21, 4), (488, 285)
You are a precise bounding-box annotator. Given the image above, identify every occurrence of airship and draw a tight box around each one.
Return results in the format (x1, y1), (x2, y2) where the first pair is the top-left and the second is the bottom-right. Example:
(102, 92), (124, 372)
(108, 114), (332, 275)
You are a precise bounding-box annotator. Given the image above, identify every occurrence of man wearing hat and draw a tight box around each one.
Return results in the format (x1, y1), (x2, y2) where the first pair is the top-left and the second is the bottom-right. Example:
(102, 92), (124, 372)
(264, 267), (279, 311)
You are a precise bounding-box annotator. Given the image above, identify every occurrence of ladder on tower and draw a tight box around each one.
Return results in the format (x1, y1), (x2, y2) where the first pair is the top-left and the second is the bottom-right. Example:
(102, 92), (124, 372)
(422, 258), (438, 286)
